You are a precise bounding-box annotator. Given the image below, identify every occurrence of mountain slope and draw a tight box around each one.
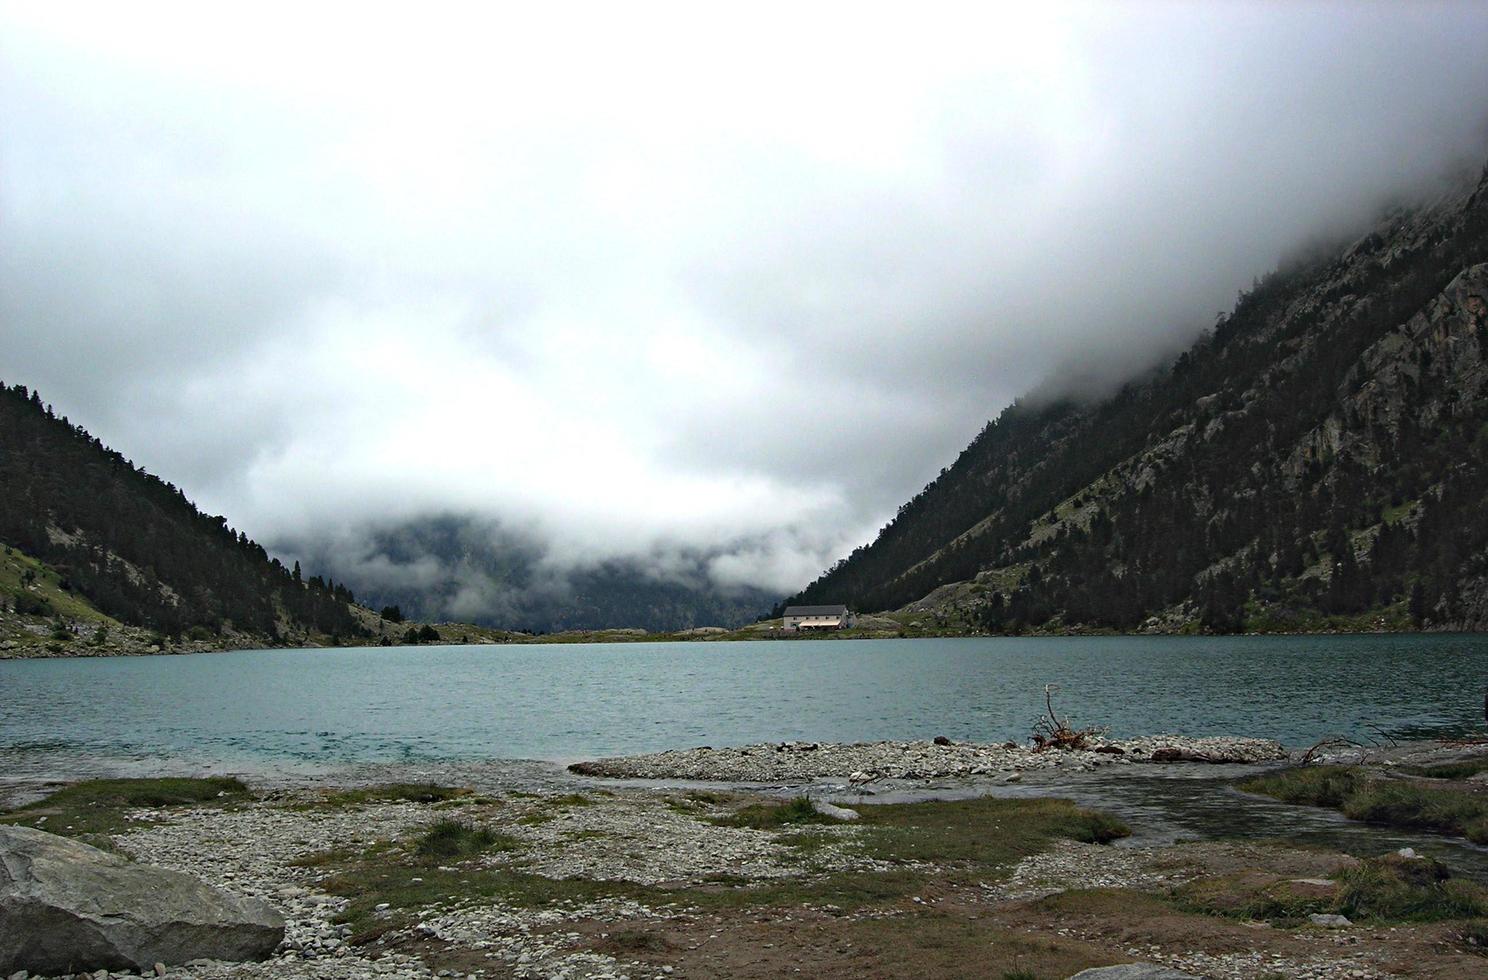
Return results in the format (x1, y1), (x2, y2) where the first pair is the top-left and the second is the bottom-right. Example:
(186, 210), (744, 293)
(0, 383), (366, 641)
(786, 161), (1488, 633)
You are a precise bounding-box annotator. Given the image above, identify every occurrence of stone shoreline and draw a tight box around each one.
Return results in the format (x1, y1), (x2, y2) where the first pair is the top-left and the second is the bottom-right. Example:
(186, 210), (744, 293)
(568, 735), (1290, 783)
(8, 739), (1488, 980)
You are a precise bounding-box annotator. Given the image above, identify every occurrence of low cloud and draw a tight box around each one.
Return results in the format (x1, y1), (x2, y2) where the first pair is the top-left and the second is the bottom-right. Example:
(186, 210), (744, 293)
(3, 3), (1487, 610)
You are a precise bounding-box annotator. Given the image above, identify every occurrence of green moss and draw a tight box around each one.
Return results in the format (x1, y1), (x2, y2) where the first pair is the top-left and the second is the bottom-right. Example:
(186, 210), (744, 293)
(0, 777), (250, 841)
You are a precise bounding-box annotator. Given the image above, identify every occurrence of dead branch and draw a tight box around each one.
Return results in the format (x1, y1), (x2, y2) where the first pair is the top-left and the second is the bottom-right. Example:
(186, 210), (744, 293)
(1031, 683), (1106, 751)
(1363, 724), (1398, 748)
(1299, 735), (1371, 766)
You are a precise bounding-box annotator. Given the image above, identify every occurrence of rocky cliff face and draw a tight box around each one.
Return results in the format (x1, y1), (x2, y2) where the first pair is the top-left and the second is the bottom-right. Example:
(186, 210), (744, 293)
(786, 161), (1488, 633)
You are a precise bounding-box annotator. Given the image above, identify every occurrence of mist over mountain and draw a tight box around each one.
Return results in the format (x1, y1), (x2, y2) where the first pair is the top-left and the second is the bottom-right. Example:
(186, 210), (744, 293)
(787, 157), (1488, 633)
(279, 515), (775, 632)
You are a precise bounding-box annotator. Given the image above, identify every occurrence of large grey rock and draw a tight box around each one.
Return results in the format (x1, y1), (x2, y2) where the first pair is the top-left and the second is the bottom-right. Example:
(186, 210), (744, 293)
(1308, 912), (1353, 927)
(809, 800), (860, 821)
(0, 825), (283, 975)
(1068, 966), (1199, 980)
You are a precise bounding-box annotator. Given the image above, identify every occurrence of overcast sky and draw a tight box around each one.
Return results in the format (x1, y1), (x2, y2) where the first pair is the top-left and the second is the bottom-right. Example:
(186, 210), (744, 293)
(4, 2), (1488, 598)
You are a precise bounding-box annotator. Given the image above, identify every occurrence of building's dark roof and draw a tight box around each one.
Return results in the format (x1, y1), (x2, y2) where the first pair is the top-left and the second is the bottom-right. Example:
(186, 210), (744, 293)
(783, 604), (848, 616)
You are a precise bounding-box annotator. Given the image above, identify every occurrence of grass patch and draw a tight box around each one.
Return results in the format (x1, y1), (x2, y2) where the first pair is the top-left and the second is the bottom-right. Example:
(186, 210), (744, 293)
(290, 845), (366, 869)
(665, 790), (732, 815)
(850, 796), (1129, 867)
(0, 777), (250, 841)
(600, 929), (673, 954)
(689, 796), (1129, 912)
(305, 792), (1134, 937)
(1335, 854), (1487, 922)
(710, 796), (833, 829)
(1239, 766), (1488, 843)
(1177, 852), (1488, 925)
(1458, 919), (1488, 953)
(1175, 870), (1337, 923)
(414, 819), (520, 860)
(565, 828), (607, 841)
(1239, 765), (1364, 807)
(827, 907), (1113, 978)
(0, 544), (120, 624)
(776, 829), (838, 858)
(685, 868), (935, 911)
(1405, 758), (1488, 781)
(542, 793), (595, 807)
(318, 783), (473, 807)
(321, 861), (650, 943)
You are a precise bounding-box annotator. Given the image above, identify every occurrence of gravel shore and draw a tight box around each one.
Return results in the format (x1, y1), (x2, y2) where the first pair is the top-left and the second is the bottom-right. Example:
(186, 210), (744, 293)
(567, 735), (1290, 783)
(10, 738), (1485, 980)
(13, 780), (1422, 980)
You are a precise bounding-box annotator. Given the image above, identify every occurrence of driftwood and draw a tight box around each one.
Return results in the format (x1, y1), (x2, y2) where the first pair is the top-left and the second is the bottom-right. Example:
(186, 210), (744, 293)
(1299, 735), (1372, 766)
(1031, 684), (1106, 751)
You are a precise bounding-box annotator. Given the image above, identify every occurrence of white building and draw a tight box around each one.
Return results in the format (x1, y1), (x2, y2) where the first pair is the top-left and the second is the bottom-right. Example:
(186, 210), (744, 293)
(782, 604), (852, 631)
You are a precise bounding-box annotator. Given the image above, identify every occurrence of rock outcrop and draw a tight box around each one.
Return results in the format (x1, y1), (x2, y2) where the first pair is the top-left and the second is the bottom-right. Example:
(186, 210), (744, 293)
(0, 825), (284, 975)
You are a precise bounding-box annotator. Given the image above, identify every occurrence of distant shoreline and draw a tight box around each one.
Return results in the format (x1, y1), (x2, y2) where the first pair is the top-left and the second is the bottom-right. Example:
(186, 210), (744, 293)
(2, 620), (1479, 660)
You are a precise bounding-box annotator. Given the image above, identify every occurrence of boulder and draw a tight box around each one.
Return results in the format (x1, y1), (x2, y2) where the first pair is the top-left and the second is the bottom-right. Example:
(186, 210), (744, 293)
(1308, 913), (1353, 927)
(0, 825), (283, 975)
(809, 800), (860, 821)
(1068, 965), (1199, 979)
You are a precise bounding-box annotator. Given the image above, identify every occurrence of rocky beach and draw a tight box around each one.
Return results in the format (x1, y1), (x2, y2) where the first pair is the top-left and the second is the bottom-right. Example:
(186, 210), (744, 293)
(4, 737), (1488, 980)
(566, 736), (1290, 783)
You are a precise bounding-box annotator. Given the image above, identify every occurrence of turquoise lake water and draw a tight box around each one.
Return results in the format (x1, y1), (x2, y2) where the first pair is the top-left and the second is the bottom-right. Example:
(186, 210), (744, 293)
(1, 634), (1485, 774)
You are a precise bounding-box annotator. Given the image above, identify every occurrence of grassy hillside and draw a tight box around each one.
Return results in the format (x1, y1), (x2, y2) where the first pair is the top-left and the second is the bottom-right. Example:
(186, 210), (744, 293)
(0, 382), (367, 644)
(0, 543), (116, 624)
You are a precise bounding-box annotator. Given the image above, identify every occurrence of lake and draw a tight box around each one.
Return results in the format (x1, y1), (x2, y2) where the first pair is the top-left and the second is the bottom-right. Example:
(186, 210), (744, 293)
(2, 633), (1485, 777)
